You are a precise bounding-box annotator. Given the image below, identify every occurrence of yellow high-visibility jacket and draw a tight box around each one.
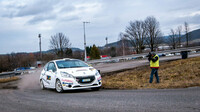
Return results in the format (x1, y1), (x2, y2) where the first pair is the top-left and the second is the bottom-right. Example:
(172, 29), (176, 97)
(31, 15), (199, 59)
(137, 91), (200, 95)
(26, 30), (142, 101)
(150, 54), (159, 68)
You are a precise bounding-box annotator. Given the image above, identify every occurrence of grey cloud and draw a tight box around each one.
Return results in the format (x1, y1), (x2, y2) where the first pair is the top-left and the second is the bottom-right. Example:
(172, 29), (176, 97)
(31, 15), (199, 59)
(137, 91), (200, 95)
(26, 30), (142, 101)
(188, 14), (200, 24)
(0, 4), (22, 18)
(27, 5), (78, 24)
(5, 3), (26, 9)
(173, 13), (200, 25)
(0, 0), (59, 18)
(161, 12), (200, 35)
(28, 14), (56, 24)
(60, 5), (75, 13)
(168, 0), (200, 12)
(2, 13), (15, 18)
(16, 0), (59, 17)
(62, 16), (80, 22)
(169, 5), (195, 12)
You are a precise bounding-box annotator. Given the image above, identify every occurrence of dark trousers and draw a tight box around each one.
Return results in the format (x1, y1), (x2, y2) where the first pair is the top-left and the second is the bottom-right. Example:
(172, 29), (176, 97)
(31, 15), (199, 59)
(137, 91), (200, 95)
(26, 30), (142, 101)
(149, 68), (159, 83)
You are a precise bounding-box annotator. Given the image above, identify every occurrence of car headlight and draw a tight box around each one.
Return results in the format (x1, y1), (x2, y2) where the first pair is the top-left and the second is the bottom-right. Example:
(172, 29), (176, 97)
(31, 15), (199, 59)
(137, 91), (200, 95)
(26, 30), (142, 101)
(60, 72), (74, 78)
(95, 70), (100, 76)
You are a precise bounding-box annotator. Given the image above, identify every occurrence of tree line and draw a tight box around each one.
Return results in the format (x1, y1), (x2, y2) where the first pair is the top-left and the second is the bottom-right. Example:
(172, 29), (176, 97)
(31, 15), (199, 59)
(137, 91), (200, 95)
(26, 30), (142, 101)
(119, 16), (192, 54)
(121, 16), (163, 54)
(0, 53), (36, 72)
(168, 22), (191, 49)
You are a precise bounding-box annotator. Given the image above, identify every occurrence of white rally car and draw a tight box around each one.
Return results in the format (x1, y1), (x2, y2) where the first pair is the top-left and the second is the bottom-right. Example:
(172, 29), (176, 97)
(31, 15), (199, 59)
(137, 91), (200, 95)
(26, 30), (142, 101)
(39, 58), (102, 93)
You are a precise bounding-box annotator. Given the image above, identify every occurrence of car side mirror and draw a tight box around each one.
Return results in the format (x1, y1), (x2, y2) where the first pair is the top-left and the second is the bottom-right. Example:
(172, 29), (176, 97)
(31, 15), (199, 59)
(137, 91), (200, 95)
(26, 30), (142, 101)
(98, 70), (100, 74)
(53, 68), (56, 72)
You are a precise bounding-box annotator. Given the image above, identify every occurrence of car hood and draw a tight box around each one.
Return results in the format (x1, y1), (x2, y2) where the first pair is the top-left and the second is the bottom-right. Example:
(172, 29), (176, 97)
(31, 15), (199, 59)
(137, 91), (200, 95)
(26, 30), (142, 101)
(59, 67), (96, 77)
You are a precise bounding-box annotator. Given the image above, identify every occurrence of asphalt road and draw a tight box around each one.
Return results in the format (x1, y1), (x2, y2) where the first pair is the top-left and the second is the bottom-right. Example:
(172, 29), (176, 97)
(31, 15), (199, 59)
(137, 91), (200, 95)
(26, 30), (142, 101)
(0, 54), (200, 112)
(0, 85), (200, 112)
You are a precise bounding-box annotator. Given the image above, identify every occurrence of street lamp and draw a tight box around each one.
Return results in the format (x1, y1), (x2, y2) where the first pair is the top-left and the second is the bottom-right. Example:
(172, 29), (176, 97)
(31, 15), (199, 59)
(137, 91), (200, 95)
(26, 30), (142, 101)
(83, 21), (90, 62)
(38, 34), (42, 60)
(105, 37), (108, 49)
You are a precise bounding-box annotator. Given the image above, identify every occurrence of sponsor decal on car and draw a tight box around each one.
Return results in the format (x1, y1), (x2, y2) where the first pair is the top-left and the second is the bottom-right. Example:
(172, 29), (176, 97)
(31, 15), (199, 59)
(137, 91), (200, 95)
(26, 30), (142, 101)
(97, 76), (101, 82)
(62, 79), (73, 83)
(97, 76), (101, 80)
(47, 75), (51, 80)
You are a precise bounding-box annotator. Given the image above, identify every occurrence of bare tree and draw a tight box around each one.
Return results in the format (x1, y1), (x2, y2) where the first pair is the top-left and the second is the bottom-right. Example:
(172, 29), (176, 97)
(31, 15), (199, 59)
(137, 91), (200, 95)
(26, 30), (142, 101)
(42, 53), (56, 62)
(73, 51), (82, 59)
(0, 53), (37, 72)
(124, 20), (146, 54)
(145, 16), (163, 51)
(184, 22), (190, 47)
(168, 29), (178, 49)
(49, 33), (71, 57)
(176, 25), (182, 47)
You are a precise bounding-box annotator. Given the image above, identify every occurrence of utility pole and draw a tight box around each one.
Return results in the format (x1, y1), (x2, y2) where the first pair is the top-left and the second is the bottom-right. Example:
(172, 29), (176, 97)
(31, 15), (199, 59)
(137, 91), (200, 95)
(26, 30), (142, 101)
(83, 22), (90, 62)
(105, 37), (108, 49)
(38, 34), (42, 60)
(122, 37), (125, 56)
(119, 33), (125, 56)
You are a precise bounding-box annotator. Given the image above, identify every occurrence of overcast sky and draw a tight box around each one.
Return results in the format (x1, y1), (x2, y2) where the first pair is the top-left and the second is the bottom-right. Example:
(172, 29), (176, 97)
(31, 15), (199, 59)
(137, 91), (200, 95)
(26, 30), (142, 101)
(0, 0), (200, 54)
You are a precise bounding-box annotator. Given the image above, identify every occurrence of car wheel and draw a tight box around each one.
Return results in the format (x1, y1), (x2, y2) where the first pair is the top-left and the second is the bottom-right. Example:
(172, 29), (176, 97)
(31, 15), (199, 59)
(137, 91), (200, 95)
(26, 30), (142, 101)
(40, 80), (45, 90)
(91, 87), (100, 91)
(56, 79), (63, 93)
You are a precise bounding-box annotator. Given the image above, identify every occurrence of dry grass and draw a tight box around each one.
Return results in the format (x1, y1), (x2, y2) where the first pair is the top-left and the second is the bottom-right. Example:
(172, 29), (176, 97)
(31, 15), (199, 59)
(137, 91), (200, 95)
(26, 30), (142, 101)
(0, 77), (20, 83)
(102, 56), (200, 89)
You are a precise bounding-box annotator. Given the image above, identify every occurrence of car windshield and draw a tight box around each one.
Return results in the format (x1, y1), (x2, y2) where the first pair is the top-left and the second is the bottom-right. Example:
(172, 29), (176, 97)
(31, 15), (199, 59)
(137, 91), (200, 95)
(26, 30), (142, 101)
(56, 60), (89, 69)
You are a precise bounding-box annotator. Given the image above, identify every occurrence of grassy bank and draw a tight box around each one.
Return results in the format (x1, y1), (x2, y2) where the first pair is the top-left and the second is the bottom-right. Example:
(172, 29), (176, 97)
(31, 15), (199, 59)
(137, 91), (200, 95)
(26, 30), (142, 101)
(102, 56), (200, 89)
(0, 77), (20, 83)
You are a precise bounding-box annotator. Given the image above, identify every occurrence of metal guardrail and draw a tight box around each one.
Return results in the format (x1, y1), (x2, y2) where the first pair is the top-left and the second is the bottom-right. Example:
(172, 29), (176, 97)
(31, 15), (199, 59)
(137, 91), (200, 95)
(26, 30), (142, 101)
(0, 71), (21, 78)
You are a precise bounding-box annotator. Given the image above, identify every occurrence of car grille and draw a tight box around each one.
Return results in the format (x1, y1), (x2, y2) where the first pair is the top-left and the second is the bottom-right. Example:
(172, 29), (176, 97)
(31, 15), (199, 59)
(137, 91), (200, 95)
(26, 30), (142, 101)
(75, 76), (95, 84)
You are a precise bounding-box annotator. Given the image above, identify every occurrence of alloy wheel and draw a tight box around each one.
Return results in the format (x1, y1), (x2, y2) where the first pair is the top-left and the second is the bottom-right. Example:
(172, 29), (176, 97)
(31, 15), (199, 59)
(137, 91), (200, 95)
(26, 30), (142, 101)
(56, 80), (63, 93)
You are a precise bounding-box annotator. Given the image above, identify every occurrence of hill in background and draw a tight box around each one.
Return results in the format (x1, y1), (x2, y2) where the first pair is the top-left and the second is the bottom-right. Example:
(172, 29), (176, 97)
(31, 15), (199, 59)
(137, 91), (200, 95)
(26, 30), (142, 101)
(104, 28), (200, 48)
(182, 28), (200, 42)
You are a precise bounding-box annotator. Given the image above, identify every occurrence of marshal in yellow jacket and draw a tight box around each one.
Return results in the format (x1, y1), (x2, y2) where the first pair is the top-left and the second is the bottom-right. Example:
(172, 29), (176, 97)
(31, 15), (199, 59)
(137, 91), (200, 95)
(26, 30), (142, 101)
(150, 54), (159, 69)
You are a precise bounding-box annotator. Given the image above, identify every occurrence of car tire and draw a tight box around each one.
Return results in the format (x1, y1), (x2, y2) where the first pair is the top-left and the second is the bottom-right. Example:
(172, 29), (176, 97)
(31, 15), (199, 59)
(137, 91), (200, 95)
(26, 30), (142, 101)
(55, 79), (63, 93)
(91, 87), (100, 91)
(40, 79), (45, 90)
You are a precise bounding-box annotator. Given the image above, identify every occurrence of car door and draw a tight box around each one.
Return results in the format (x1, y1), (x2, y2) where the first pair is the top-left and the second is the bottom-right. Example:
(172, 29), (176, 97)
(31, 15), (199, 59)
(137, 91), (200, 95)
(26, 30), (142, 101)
(45, 62), (57, 88)
(41, 63), (49, 87)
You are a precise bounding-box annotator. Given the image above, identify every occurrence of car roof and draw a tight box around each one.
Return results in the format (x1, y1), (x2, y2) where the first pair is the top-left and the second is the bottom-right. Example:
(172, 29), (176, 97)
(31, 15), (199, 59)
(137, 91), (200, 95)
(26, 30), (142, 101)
(51, 58), (80, 62)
